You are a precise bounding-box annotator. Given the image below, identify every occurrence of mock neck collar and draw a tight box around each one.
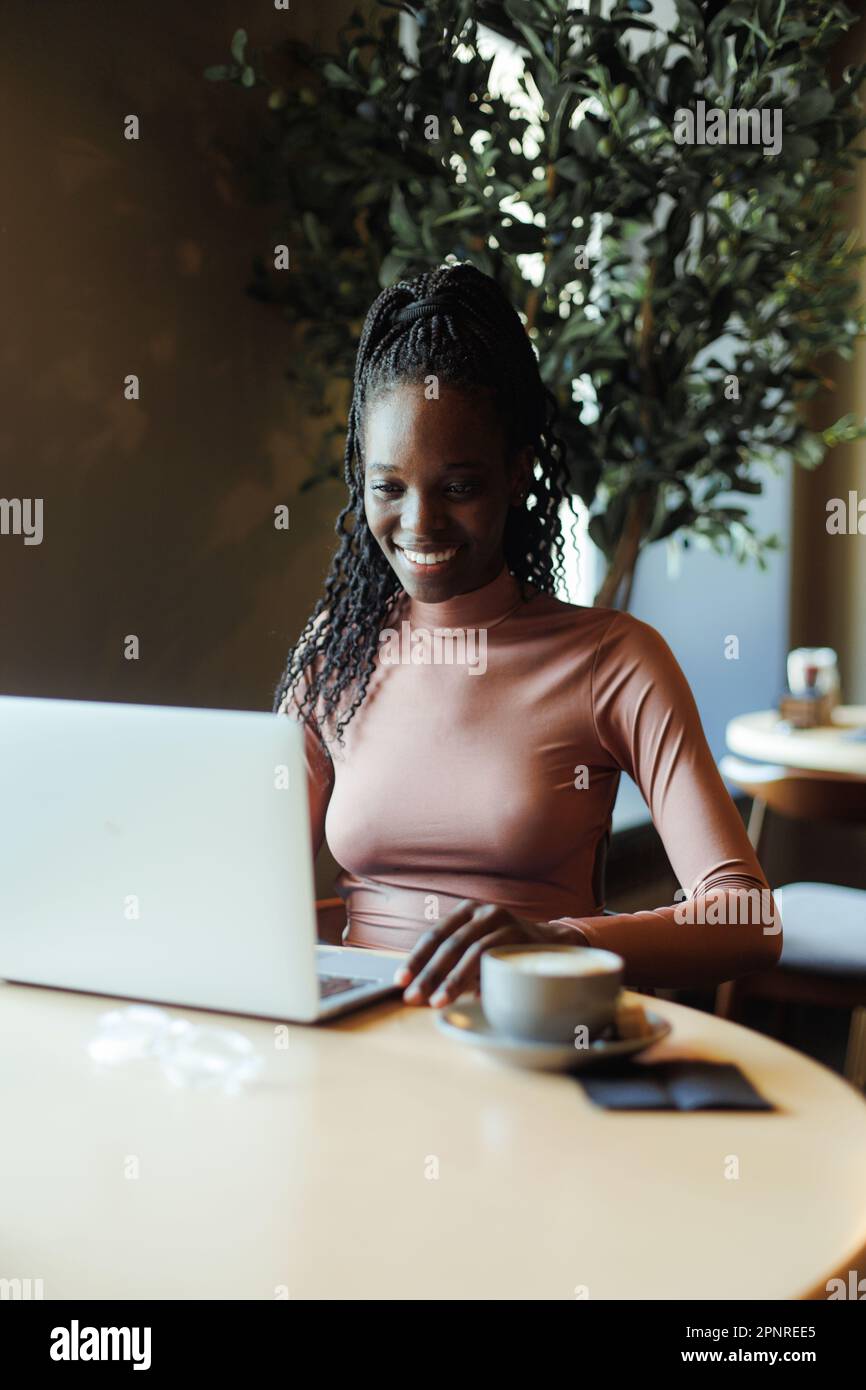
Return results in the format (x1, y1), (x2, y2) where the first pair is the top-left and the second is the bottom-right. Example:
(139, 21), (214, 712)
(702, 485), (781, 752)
(403, 563), (524, 629)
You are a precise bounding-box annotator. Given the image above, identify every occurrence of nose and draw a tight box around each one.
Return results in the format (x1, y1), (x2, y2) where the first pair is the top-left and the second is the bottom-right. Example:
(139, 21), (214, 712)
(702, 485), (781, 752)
(399, 487), (449, 537)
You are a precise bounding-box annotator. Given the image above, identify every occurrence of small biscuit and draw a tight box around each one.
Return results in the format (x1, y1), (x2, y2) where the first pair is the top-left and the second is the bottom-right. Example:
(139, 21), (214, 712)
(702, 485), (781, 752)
(615, 996), (652, 1039)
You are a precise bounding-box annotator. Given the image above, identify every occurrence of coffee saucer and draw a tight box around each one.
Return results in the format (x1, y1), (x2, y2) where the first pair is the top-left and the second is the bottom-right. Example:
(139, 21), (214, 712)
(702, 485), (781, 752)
(435, 998), (671, 1072)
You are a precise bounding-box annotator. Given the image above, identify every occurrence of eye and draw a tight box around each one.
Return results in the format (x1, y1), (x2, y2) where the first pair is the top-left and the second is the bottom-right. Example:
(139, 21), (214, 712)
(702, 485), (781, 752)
(369, 481), (481, 498)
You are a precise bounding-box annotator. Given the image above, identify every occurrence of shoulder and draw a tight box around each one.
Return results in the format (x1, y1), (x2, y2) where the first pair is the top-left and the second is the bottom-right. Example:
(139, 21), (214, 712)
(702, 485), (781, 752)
(516, 584), (681, 666)
(593, 608), (679, 665)
(515, 584), (641, 654)
(589, 609), (698, 737)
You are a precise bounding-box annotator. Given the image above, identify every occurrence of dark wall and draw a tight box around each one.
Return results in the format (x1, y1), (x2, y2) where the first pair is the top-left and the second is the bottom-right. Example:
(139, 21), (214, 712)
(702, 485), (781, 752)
(0, 0), (359, 714)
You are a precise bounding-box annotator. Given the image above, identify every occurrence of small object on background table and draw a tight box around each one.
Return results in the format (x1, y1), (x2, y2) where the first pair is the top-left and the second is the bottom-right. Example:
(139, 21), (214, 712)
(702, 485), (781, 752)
(780, 647), (840, 726)
(783, 647), (845, 728)
(787, 647), (840, 704)
(778, 689), (835, 728)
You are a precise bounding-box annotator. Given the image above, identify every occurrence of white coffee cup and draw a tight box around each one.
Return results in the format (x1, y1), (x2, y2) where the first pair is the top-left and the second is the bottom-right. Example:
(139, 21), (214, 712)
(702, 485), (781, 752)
(480, 944), (624, 1044)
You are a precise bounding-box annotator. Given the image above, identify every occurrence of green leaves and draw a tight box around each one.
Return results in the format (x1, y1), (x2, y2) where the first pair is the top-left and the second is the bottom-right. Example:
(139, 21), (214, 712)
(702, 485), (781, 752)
(321, 62), (360, 90)
(783, 133), (819, 161)
(512, 21), (557, 84)
(389, 186), (417, 244)
(788, 88), (835, 126)
(822, 412), (866, 447)
(204, 27), (260, 88)
(204, 0), (866, 589)
(432, 204), (485, 225)
(230, 29), (248, 65)
(674, 0), (705, 38)
(653, 500), (698, 542)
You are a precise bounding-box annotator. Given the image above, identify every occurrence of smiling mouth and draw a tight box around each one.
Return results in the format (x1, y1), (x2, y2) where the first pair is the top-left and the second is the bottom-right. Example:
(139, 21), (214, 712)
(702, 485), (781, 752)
(395, 544), (462, 572)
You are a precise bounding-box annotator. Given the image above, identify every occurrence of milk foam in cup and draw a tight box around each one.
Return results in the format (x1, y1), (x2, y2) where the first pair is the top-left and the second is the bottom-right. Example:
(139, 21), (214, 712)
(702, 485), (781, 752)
(494, 950), (610, 975)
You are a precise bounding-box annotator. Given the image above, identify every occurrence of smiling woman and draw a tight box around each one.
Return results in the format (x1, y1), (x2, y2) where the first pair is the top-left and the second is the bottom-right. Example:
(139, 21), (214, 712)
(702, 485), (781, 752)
(365, 382), (529, 594)
(273, 262), (782, 1005)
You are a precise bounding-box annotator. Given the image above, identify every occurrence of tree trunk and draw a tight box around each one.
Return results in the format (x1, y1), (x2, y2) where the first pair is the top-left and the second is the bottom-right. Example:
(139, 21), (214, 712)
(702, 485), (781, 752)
(593, 490), (653, 608)
(594, 265), (657, 609)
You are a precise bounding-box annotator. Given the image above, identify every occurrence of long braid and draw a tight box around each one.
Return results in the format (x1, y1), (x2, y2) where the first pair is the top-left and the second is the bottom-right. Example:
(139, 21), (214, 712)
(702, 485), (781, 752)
(273, 262), (575, 744)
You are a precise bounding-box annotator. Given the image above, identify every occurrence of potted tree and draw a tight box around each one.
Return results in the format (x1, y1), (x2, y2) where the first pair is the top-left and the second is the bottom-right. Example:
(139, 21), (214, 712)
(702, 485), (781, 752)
(206, 0), (866, 607)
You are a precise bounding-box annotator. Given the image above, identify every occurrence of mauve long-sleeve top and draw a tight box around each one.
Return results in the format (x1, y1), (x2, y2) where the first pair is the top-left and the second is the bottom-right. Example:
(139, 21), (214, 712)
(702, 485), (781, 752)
(290, 563), (781, 989)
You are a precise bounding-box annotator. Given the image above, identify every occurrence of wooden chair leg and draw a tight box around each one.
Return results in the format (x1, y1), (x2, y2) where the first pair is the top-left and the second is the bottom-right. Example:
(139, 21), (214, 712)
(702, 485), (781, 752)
(747, 796), (767, 856)
(843, 1007), (866, 1090)
(715, 979), (741, 1020)
(315, 897), (348, 946)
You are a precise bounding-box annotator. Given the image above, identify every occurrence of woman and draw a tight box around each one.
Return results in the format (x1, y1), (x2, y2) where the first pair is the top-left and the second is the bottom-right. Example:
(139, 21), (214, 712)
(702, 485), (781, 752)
(275, 262), (781, 1008)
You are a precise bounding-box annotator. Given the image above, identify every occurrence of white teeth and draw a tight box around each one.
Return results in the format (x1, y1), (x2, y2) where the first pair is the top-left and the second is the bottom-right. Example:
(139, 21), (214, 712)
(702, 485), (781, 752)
(399, 547), (458, 566)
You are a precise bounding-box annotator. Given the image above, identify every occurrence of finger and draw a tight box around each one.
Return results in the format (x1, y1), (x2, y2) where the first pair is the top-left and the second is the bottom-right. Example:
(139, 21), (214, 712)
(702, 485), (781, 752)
(394, 899), (479, 987)
(403, 914), (496, 1002)
(428, 924), (526, 1007)
(407, 907), (506, 1003)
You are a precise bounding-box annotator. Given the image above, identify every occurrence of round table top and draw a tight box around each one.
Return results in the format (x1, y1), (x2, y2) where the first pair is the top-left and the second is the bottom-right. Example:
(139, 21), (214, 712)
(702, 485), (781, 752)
(726, 704), (866, 777)
(3, 974), (866, 1300)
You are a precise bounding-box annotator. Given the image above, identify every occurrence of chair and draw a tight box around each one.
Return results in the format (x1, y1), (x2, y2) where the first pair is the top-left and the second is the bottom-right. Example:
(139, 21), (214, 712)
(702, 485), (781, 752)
(316, 896), (347, 946)
(714, 755), (866, 1085)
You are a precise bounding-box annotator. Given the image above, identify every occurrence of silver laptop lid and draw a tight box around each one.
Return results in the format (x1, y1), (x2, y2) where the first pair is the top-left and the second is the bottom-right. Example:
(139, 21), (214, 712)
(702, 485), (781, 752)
(0, 696), (320, 1021)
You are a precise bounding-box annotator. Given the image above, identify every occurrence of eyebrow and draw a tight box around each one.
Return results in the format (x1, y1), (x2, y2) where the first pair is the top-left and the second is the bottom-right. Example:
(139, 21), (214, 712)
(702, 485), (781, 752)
(367, 460), (486, 473)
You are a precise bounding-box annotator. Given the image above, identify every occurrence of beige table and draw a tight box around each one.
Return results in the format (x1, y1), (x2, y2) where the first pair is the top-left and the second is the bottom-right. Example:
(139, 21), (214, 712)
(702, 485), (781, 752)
(2, 973), (866, 1302)
(726, 705), (866, 777)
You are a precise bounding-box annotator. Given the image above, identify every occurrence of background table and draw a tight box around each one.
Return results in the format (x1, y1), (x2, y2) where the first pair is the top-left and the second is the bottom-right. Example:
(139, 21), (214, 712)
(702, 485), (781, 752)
(726, 705), (866, 777)
(2, 976), (866, 1301)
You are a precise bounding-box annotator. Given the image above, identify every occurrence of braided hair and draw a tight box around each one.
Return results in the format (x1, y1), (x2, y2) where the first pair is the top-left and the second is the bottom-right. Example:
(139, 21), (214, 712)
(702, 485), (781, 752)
(273, 261), (575, 744)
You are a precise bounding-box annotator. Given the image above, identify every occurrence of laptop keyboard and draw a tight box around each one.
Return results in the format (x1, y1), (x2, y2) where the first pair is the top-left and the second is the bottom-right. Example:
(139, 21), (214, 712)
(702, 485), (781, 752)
(317, 972), (370, 999)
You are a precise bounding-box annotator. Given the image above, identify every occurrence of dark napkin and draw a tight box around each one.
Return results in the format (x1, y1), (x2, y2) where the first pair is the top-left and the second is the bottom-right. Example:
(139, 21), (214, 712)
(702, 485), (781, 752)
(578, 1059), (776, 1111)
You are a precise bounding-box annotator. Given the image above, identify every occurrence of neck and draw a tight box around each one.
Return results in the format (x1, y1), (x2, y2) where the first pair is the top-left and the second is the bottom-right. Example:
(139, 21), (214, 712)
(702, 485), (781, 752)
(404, 562), (525, 629)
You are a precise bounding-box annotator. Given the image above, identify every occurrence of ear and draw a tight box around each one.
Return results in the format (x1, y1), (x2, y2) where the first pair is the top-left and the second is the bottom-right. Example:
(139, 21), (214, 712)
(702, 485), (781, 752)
(508, 445), (534, 507)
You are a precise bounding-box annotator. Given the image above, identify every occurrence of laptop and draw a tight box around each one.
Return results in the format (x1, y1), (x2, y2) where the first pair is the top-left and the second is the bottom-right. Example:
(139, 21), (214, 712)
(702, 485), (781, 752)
(0, 695), (403, 1021)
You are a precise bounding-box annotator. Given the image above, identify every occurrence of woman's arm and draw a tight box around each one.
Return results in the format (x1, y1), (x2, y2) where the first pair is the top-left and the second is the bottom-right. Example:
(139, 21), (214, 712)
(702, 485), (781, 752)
(547, 612), (783, 990)
(277, 685), (334, 859)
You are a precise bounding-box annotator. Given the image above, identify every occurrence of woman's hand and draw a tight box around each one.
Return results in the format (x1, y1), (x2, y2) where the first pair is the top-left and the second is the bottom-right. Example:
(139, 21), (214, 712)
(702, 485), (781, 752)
(393, 899), (584, 1008)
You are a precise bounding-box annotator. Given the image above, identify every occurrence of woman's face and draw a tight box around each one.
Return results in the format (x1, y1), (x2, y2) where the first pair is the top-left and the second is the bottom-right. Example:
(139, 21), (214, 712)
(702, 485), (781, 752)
(362, 382), (531, 602)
